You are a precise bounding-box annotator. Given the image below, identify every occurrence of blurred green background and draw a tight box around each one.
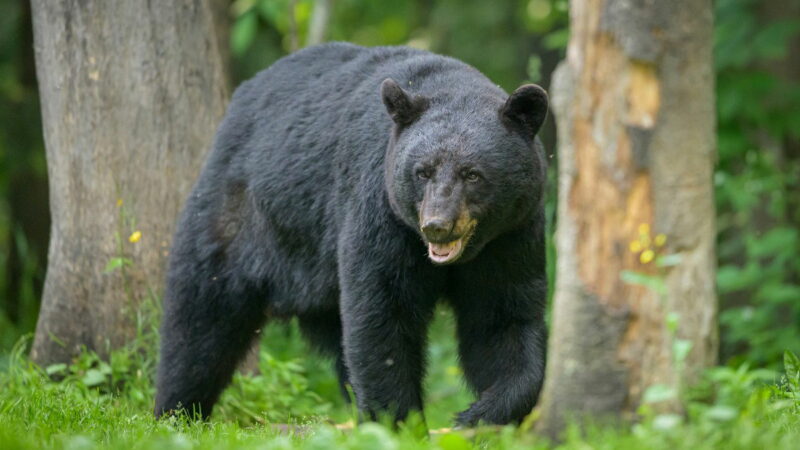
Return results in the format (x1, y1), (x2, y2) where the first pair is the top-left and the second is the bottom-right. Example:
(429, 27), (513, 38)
(0, 0), (798, 425)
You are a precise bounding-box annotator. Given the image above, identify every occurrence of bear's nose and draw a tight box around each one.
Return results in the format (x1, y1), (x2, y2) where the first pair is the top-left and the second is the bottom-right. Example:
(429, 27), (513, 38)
(421, 218), (454, 242)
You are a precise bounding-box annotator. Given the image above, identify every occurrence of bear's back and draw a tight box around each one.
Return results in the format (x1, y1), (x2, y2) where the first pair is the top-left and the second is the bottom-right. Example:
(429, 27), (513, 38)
(209, 43), (493, 220)
(188, 44), (504, 313)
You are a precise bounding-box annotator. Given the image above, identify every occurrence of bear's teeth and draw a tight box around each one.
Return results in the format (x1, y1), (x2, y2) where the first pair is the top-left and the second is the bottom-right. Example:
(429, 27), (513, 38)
(428, 239), (463, 261)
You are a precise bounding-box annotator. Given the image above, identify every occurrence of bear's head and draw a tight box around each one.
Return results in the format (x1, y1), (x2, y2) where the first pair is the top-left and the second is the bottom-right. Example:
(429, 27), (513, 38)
(382, 78), (549, 265)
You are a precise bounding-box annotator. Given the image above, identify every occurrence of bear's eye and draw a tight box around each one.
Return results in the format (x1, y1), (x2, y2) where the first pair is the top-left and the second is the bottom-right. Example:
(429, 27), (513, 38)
(463, 170), (482, 183)
(416, 167), (434, 180)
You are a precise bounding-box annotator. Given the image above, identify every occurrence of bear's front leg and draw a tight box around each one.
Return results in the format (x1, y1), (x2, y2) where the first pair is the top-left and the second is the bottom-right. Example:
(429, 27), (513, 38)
(453, 312), (547, 426)
(338, 216), (440, 423)
(450, 226), (548, 426)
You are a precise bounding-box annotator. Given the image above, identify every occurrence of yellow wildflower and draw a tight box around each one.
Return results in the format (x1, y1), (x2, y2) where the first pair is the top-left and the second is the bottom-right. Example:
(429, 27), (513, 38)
(638, 223), (650, 236)
(629, 240), (642, 253)
(654, 233), (667, 247)
(128, 230), (142, 243)
(640, 249), (655, 264)
(116, 198), (123, 207)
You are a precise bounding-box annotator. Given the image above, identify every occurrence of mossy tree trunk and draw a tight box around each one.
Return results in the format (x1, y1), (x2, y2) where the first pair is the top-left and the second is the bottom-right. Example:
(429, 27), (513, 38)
(30, 0), (229, 365)
(537, 0), (717, 436)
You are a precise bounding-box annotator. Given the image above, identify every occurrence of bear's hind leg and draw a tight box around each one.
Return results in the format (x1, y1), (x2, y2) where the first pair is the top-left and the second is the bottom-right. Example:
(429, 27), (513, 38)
(154, 268), (268, 419)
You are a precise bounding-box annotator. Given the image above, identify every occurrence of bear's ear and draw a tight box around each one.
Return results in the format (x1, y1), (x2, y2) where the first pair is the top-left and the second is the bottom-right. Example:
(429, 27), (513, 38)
(500, 84), (549, 139)
(381, 78), (429, 126)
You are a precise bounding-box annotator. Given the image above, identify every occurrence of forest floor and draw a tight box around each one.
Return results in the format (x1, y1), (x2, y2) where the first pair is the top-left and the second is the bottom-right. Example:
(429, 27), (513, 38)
(1, 310), (798, 449)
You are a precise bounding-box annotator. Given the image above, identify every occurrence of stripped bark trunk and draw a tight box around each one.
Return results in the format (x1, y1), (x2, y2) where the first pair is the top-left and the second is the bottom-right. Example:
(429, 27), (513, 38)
(30, 0), (229, 365)
(537, 0), (717, 436)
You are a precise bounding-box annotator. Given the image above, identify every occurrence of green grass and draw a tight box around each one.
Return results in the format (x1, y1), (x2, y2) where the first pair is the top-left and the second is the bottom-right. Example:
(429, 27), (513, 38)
(0, 311), (798, 449)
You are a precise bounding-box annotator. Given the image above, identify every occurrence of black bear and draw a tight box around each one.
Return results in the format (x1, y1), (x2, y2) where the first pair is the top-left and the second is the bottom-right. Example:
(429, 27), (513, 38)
(155, 42), (549, 426)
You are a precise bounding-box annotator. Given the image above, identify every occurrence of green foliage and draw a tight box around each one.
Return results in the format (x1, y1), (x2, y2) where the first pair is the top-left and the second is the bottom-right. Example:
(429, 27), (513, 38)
(620, 270), (665, 295)
(0, 0), (795, 373)
(0, 0), (47, 356)
(228, 0), (567, 91)
(246, 310), (473, 429)
(714, 0), (800, 368)
(0, 1), (799, 447)
(1, 337), (799, 449)
(214, 353), (331, 426)
(781, 351), (800, 422)
(626, 354), (800, 447)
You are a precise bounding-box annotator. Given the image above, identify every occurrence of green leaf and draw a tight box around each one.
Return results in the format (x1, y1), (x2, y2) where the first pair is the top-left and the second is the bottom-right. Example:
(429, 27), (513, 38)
(231, 0), (255, 16)
(749, 227), (798, 258)
(82, 369), (107, 387)
(652, 413), (683, 431)
(526, 55), (542, 83)
(673, 339), (693, 363)
(642, 384), (677, 404)
(620, 270), (666, 295)
(704, 405), (738, 422)
(45, 363), (67, 375)
(757, 284), (800, 304)
(437, 432), (472, 450)
(665, 312), (681, 334)
(785, 350), (800, 379)
(104, 257), (131, 273)
(717, 264), (758, 293)
(98, 361), (112, 375)
(751, 20), (800, 60)
(257, 0), (284, 25)
(543, 28), (569, 50)
(656, 253), (682, 268)
(231, 12), (258, 56)
(352, 423), (398, 448)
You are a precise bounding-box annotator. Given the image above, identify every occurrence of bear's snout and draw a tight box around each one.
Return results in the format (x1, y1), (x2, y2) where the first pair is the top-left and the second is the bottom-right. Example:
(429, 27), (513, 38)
(419, 206), (477, 264)
(421, 217), (454, 243)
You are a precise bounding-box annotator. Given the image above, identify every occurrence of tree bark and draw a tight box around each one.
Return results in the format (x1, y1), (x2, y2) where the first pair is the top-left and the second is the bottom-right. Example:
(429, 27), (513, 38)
(307, 0), (334, 47)
(537, 0), (717, 436)
(30, 0), (229, 365)
(210, 0), (233, 90)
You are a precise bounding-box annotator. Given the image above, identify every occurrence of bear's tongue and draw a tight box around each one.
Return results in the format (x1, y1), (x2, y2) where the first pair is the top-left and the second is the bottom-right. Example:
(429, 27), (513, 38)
(428, 239), (463, 264)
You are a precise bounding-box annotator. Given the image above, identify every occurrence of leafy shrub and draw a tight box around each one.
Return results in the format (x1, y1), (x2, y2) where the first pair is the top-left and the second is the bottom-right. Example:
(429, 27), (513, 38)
(714, 0), (800, 367)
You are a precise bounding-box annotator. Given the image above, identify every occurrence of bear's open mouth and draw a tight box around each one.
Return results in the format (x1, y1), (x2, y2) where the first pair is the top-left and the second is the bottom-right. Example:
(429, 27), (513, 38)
(428, 237), (469, 264)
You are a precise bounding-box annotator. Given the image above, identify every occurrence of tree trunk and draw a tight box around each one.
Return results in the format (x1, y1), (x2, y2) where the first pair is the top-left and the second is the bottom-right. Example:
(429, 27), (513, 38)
(307, 0), (334, 47)
(537, 0), (717, 436)
(30, 0), (229, 365)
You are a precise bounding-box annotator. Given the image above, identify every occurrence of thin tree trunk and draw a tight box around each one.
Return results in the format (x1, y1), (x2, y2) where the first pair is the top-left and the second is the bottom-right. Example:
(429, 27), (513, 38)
(211, 0), (233, 90)
(307, 0), (334, 47)
(287, 0), (300, 52)
(30, 0), (229, 365)
(537, 0), (717, 436)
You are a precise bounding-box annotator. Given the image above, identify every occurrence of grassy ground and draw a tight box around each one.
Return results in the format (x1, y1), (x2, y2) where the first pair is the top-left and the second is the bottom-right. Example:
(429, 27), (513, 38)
(1, 310), (798, 449)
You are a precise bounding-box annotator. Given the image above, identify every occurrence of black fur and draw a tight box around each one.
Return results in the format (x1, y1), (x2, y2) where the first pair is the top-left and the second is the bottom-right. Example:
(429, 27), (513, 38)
(155, 42), (549, 426)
